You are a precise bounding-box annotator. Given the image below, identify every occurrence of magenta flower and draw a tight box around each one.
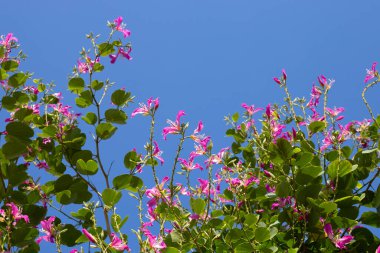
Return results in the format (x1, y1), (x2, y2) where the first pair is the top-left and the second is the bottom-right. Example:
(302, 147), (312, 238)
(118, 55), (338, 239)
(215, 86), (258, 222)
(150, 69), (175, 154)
(36, 216), (56, 244)
(152, 141), (164, 165)
(110, 47), (132, 64)
(114, 17), (131, 38)
(318, 75), (334, 89)
(325, 107), (344, 118)
(6, 202), (29, 224)
(82, 228), (96, 243)
(162, 110), (185, 140)
(131, 97), (159, 117)
(69, 250), (79, 253)
(324, 223), (354, 250)
(376, 245), (380, 253)
(109, 233), (131, 252)
(306, 84), (322, 108)
(0, 33), (18, 47)
(273, 69), (287, 85)
(364, 62), (377, 83)
(241, 103), (263, 116)
(178, 152), (203, 171)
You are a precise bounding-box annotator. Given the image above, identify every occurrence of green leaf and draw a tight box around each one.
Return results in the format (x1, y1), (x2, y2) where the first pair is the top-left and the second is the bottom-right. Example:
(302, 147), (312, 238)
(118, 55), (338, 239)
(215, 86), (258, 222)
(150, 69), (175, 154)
(102, 188), (122, 206)
(56, 190), (72, 204)
(68, 77), (85, 94)
(71, 208), (92, 221)
(82, 112), (97, 125)
(96, 122), (117, 140)
(98, 42), (115, 56)
(331, 216), (358, 228)
(295, 152), (313, 167)
(1, 60), (19, 72)
(0, 68), (8, 80)
(308, 121), (326, 134)
(75, 90), (92, 108)
(223, 189), (234, 200)
(8, 73), (27, 88)
(338, 160), (355, 177)
(60, 224), (81, 246)
(232, 112), (239, 122)
(190, 198), (206, 215)
(360, 211), (380, 227)
(91, 80), (104, 90)
(6, 121), (33, 140)
(111, 214), (128, 232)
(234, 243), (254, 253)
(2, 139), (28, 159)
(11, 227), (39, 247)
(341, 146), (352, 158)
(276, 138), (293, 160)
(1, 96), (16, 111)
(111, 89), (130, 106)
(255, 227), (270, 242)
(300, 165), (323, 178)
(319, 202), (337, 214)
(325, 150), (339, 162)
(164, 247), (181, 253)
(276, 179), (291, 198)
(38, 125), (57, 138)
(244, 214), (259, 228)
(123, 151), (140, 169)
(105, 109), (127, 124)
(76, 159), (98, 175)
(54, 174), (74, 192)
(113, 174), (143, 192)
(92, 63), (104, 72)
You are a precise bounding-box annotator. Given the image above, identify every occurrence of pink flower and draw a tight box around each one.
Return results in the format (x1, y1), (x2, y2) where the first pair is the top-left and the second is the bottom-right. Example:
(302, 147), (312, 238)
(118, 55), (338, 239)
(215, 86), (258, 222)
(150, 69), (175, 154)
(263, 170), (272, 177)
(364, 62), (377, 83)
(266, 104), (272, 119)
(190, 121), (205, 142)
(376, 245), (380, 253)
(1, 33), (18, 47)
(69, 250), (79, 253)
(325, 107), (344, 119)
(335, 235), (354, 250)
(110, 47), (132, 64)
(36, 216), (56, 244)
(82, 228), (96, 243)
(178, 153), (203, 171)
(131, 97), (159, 117)
(273, 77), (281, 85)
(318, 75), (334, 89)
(36, 161), (49, 170)
(109, 233), (130, 251)
(273, 69), (287, 85)
(6, 202), (29, 224)
(241, 103), (263, 116)
(153, 141), (164, 165)
(162, 110), (185, 140)
(265, 184), (275, 193)
(114, 17), (131, 38)
(306, 84), (322, 108)
(324, 223), (354, 250)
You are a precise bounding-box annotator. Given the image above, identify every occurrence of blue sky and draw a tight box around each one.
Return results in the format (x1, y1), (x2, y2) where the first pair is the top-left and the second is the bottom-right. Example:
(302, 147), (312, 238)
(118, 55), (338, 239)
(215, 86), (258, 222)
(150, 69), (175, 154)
(1, 1), (380, 251)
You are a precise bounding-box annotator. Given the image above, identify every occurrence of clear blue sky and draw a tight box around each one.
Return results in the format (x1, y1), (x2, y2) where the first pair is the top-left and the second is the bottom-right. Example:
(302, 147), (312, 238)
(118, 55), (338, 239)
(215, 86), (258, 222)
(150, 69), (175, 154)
(1, 1), (380, 252)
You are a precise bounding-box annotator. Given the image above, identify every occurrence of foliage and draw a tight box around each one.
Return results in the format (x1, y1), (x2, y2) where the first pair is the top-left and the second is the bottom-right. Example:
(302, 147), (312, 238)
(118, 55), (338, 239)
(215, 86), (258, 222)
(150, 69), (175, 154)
(0, 18), (379, 253)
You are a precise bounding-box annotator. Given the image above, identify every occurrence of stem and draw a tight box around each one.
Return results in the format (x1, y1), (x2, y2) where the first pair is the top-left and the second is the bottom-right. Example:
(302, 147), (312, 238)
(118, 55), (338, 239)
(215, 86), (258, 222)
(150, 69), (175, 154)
(170, 131), (186, 202)
(362, 80), (379, 127)
(148, 115), (159, 186)
(283, 84), (300, 132)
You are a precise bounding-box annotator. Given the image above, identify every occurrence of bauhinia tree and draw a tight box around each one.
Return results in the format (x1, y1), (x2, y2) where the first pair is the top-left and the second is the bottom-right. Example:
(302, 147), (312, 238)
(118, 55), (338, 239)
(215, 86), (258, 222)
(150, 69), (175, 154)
(0, 17), (379, 253)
